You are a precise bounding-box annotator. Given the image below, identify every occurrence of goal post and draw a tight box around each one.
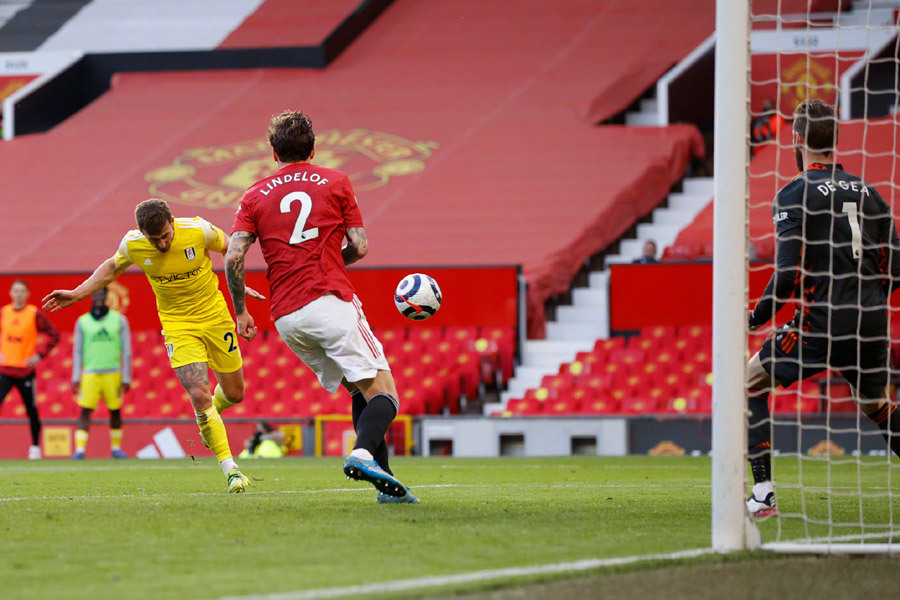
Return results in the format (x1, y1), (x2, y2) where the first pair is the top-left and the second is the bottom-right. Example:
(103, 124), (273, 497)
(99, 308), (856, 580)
(712, 0), (752, 552)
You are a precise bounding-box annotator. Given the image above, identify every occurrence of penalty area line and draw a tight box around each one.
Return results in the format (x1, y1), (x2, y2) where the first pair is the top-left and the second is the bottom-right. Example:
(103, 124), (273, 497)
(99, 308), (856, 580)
(216, 547), (716, 600)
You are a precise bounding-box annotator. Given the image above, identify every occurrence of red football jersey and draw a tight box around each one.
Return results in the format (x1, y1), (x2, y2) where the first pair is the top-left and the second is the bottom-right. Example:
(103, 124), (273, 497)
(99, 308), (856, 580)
(232, 162), (364, 321)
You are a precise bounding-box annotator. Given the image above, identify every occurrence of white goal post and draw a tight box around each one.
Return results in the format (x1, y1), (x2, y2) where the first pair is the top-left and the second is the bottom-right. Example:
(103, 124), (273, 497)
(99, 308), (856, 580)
(712, 0), (751, 552)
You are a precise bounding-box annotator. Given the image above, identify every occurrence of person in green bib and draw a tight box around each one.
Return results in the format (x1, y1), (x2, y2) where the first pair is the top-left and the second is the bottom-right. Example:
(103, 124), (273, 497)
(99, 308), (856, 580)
(71, 288), (132, 459)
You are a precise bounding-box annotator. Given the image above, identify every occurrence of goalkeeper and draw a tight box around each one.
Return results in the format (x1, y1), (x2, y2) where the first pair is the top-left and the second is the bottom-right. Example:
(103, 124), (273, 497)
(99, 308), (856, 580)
(745, 99), (900, 516)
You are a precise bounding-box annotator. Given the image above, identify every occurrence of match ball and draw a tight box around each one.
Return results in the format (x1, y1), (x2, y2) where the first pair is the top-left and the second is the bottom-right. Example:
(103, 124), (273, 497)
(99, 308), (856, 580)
(394, 273), (442, 320)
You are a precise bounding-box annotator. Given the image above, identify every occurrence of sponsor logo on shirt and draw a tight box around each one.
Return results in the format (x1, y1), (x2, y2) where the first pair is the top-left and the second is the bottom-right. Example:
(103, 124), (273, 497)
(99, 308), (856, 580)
(774, 211), (789, 223)
(150, 266), (204, 284)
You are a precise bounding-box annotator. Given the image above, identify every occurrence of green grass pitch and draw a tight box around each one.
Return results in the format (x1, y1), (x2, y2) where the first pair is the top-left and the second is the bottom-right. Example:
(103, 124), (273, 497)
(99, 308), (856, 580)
(2, 456), (899, 599)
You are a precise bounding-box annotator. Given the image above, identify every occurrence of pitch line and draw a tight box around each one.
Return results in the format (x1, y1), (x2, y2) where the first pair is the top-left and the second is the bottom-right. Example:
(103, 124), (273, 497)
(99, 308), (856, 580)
(0, 482), (712, 503)
(216, 547), (716, 600)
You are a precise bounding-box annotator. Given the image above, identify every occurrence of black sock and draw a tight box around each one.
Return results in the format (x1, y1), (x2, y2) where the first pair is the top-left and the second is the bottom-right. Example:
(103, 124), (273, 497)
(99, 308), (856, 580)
(351, 390), (393, 475)
(354, 393), (398, 459)
(748, 393), (772, 484)
(867, 403), (900, 458)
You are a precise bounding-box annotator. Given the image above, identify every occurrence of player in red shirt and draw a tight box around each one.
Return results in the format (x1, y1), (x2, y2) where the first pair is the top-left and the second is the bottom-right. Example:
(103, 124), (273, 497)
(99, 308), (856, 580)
(226, 110), (418, 504)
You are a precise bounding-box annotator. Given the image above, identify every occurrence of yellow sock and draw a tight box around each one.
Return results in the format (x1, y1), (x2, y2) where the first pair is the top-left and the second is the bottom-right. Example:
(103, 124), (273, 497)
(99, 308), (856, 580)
(75, 429), (88, 452)
(110, 428), (123, 451)
(195, 406), (233, 463)
(212, 384), (237, 415)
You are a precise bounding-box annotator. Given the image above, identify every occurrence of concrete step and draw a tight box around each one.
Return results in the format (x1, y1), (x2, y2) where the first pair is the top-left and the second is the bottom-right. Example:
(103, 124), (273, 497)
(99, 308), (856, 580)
(572, 287), (607, 307)
(522, 339), (591, 364)
(556, 304), (607, 324)
(625, 111), (659, 126)
(588, 270), (609, 288)
(650, 207), (704, 225)
(641, 98), (658, 114)
(683, 177), (714, 195)
(667, 192), (712, 212)
(636, 223), (681, 247)
(546, 321), (607, 340)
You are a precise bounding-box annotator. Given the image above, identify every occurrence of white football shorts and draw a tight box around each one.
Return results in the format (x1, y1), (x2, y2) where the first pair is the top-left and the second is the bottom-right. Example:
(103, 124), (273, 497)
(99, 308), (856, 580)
(274, 293), (390, 393)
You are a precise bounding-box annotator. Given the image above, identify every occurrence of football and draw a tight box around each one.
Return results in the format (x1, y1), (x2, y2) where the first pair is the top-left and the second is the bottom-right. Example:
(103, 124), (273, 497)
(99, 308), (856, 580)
(394, 273), (442, 320)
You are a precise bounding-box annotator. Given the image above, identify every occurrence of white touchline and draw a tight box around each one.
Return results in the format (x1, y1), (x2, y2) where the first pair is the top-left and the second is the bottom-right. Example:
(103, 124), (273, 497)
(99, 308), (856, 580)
(216, 547), (718, 600)
(0, 482), (713, 503)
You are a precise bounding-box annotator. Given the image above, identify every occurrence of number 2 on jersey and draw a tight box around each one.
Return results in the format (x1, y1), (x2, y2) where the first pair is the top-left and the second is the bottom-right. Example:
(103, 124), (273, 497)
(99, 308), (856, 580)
(841, 202), (862, 259)
(280, 191), (320, 244)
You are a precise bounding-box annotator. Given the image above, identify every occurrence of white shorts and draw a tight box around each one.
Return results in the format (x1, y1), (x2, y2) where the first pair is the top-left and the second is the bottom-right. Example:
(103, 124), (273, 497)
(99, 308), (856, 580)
(275, 294), (390, 393)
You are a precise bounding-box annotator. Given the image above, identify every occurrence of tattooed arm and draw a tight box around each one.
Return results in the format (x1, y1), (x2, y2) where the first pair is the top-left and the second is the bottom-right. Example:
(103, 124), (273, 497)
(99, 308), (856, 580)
(225, 231), (259, 341)
(343, 227), (369, 266)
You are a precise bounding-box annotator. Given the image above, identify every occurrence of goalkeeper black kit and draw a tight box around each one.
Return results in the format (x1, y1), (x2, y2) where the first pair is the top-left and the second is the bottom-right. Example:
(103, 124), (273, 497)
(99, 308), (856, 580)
(750, 163), (900, 396)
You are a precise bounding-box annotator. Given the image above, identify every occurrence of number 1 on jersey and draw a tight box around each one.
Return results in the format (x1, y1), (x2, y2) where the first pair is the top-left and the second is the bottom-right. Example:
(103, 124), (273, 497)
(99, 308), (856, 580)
(280, 191), (319, 244)
(841, 202), (862, 259)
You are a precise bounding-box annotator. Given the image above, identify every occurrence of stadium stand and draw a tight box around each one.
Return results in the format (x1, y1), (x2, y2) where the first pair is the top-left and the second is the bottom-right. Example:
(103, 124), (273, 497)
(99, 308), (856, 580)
(0, 0), (712, 342)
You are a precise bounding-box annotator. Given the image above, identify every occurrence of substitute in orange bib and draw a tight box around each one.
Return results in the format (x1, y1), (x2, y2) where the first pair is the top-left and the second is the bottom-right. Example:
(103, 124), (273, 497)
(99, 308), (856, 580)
(0, 280), (60, 459)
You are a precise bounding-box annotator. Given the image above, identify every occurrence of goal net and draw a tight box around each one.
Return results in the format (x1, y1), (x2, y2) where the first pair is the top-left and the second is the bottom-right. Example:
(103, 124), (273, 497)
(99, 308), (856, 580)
(717, 0), (900, 552)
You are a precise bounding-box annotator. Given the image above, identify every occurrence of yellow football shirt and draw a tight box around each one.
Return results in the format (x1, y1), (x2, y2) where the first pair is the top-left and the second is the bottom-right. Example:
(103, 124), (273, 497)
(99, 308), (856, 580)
(113, 217), (229, 330)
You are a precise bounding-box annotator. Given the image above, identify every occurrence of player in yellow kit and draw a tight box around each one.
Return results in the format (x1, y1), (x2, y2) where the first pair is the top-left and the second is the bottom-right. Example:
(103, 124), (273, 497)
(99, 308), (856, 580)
(42, 199), (264, 493)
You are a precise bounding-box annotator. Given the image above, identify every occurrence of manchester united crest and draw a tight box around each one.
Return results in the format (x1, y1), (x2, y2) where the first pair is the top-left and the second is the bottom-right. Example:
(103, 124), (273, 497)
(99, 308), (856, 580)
(780, 57), (836, 108)
(145, 129), (438, 209)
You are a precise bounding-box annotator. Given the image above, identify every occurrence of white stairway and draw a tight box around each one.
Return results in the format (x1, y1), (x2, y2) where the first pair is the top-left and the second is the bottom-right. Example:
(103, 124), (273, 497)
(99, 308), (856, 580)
(486, 175), (713, 414)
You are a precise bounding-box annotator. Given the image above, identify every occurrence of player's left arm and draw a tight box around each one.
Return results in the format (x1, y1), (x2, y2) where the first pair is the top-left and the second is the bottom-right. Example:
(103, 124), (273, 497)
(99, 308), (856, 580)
(225, 230), (260, 341)
(343, 227), (369, 266)
(749, 195), (802, 329)
(120, 314), (132, 391)
(29, 311), (61, 367)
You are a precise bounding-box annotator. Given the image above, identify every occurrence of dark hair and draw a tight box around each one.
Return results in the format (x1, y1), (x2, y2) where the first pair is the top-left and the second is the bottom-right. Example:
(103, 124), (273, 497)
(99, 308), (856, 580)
(793, 99), (837, 154)
(134, 198), (173, 235)
(267, 110), (315, 163)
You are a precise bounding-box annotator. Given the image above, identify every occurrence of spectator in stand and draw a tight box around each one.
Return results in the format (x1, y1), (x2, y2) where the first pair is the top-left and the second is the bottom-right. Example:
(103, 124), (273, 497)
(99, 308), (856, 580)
(751, 98), (784, 151)
(71, 287), (132, 459)
(633, 240), (658, 264)
(239, 421), (286, 459)
(0, 280), (60, 459)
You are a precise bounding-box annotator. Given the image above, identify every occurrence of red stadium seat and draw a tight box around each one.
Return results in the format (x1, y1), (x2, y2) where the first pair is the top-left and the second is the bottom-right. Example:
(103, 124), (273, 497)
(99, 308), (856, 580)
(579, 395), (619, 415)
(642, 325), (677, 345)
(506, 397), (542, 415)
(409, 327), (443, 345)
(594, 337), (625, 354)
(524, 386), (553, 402)
(545, 396), (580, 415)
(621, 396), (659, 415)
(662, 395), (698, 415)
(610, 348), (645, 369)
(542, 373), (576, 395)
(397, 388), (425, 415)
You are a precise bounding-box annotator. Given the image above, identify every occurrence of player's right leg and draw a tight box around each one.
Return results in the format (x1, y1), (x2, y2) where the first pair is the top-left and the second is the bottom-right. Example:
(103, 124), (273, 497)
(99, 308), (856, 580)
(174, 361), (250, 493)
(73, 407), (93, 459)
(99, 373), (127, 458)
(840, 338), (900, 458)
(345, 380), (393, 477)
(746, 352), (777, 517)
(74, 373), (101, 459)
(16, 375), (42, 460)
(167, 323), (249, 493)
(276, 296), (413, 499)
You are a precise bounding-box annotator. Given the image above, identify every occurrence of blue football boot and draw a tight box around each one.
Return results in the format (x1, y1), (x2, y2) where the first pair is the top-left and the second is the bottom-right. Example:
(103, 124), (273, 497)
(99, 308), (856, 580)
(343, 454), (408, 497)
